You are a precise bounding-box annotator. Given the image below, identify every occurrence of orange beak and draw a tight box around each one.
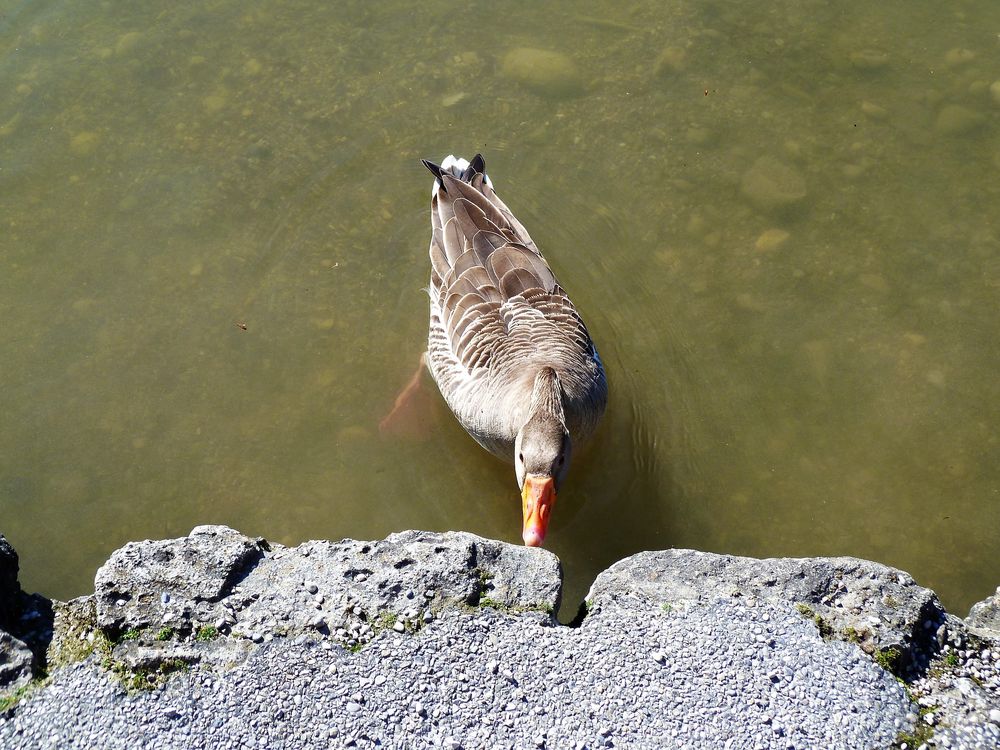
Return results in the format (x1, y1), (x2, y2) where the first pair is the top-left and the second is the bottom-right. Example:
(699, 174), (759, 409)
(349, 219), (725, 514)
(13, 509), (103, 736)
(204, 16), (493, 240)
(521, 475), (556, 547)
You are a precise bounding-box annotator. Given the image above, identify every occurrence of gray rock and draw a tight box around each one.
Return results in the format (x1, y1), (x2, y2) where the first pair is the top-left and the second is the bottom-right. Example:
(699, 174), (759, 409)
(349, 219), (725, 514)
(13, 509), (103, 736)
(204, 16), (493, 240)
(89, 526), (560, 672)
(966, 586), (1000, 639)
(585, 549), (943, 670)
(740, 156), (808, 213)
(0, 631), (34, 690)
(3, 528), (997, 749)
(0, 533), (48, 689)
(231, 529), (561, 645)
(110, 638), (251, 673)
(94, 525), (267, 633)
(500, 48), (584, 99)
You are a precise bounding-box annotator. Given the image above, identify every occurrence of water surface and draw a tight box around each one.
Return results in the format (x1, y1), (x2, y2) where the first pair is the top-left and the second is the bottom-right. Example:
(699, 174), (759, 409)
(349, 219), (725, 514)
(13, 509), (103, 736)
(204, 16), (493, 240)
(2, 0), (999, 616)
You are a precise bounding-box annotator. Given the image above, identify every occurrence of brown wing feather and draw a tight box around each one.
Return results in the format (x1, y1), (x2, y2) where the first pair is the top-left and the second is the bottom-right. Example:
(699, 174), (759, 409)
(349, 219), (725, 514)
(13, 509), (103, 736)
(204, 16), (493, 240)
(499, 267), (546, 299)
(442, 175), (509, 232)
(429, 158), (593, 379)
(429, 240), (450, 285)
(487, 245), (557, 293)
(440, 217), (465, 265)
(446, 292), (492, 341)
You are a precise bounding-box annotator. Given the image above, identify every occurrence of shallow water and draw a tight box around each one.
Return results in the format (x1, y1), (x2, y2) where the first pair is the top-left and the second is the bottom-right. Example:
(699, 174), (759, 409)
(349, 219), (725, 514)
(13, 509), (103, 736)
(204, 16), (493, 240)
(1, 0), (998, 617)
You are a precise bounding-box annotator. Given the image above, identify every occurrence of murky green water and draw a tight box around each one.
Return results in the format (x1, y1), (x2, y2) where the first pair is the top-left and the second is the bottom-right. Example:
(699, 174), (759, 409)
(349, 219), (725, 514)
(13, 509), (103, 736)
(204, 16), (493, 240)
(2, 0), (999, 618)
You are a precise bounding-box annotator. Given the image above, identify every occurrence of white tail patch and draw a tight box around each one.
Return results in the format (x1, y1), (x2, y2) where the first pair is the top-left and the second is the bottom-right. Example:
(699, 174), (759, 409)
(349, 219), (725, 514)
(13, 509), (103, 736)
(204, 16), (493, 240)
(431, 154), (494, 197)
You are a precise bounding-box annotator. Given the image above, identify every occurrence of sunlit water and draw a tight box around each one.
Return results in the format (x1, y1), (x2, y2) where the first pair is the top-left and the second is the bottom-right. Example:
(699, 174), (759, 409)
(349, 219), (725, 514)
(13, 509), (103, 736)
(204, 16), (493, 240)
(2, 0), (999, 618)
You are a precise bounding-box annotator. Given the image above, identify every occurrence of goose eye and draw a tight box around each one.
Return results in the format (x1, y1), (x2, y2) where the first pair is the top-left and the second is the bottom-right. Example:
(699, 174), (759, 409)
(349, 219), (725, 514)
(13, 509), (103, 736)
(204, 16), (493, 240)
(518, 452), (524, 463)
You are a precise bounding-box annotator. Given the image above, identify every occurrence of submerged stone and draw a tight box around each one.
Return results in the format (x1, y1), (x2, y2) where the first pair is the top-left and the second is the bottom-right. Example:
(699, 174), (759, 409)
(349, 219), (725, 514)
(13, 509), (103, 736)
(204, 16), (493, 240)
(653, 46), (687, 77)
(114, 31), (143, 57)
(70, 131), (100, 157)
(935, 104), (985, 136)
(754, 228), (790, 253)
(740, 156), (807, 213)
(849, 49), (889, 71)
(943, 47), (976, 68)
(500, 48), (584, 99)
(861, 101), (888, 120)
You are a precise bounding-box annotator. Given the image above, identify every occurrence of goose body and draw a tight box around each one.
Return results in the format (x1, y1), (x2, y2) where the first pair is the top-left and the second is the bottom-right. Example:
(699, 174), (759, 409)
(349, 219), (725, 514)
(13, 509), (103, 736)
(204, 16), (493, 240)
(422, 154), (607, 546)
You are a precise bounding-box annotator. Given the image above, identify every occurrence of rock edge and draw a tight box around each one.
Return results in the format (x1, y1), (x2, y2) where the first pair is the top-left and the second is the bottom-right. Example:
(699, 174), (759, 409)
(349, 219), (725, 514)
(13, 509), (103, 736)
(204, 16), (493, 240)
(1, 527), (998, 748)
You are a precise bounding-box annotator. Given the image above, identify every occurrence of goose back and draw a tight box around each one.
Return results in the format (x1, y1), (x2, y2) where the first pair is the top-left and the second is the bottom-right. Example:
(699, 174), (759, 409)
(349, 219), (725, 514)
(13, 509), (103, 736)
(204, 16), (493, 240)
(423, 155), (607, 460)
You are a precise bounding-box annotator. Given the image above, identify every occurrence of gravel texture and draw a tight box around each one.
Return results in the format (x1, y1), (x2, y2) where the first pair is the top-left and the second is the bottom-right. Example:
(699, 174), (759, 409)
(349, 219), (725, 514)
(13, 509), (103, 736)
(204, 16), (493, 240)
(1, 527), (999, 749)
(2, 602), (909, 750)
(587, 548), (944, 672)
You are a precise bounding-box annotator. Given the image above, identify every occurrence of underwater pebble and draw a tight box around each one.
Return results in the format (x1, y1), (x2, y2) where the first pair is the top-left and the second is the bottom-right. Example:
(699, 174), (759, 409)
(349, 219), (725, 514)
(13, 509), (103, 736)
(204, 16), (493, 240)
(934, 104), (986, 135)
(861, 101), (888, 120)
(114, 32), (143, 56)
(653, 46), (686, 76)
(202, 94), (227, 114)
(685, 127), (714, 146)
(943, 48), (976, 67)
(755, 228), (790, 253)
(70, 132), (100, 157)
(850, 49), (888, 71)
(935, 105), (985, 136)
(989, 81), (1000, 107)
(441, 92), (467, 108)
(501, 47), (584, 99)
(741, 156), (807, 213)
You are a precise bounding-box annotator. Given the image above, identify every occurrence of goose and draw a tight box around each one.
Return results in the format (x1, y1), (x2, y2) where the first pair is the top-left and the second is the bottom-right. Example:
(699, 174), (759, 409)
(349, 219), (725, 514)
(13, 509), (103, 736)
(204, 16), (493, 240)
(416, 153), (607, 547)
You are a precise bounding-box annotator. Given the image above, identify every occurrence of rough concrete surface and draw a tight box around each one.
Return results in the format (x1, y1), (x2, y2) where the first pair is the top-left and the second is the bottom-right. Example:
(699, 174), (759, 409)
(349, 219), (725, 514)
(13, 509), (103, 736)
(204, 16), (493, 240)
(0, 527), (997, 749)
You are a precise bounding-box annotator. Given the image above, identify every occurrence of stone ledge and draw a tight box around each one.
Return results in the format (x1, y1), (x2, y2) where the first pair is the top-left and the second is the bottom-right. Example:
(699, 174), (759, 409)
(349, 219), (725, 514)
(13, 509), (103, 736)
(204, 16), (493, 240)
(585, 549), (946, 675)
(1, 526), (998, 748)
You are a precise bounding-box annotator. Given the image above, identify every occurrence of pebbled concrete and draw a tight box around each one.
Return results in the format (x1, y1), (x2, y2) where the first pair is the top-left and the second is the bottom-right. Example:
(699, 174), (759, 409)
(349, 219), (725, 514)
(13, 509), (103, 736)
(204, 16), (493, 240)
(1, 527), (998, 749)
(586, 548), (945, 672)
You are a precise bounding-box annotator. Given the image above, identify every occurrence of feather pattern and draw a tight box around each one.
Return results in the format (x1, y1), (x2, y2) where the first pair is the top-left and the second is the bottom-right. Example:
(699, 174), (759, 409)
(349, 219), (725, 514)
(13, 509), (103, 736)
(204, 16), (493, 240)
(423, 154), (608, 460)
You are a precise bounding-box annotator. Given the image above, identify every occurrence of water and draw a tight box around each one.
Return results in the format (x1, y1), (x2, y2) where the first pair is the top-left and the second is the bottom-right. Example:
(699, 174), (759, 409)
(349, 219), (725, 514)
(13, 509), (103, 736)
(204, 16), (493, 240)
(2, 0), (998, 618)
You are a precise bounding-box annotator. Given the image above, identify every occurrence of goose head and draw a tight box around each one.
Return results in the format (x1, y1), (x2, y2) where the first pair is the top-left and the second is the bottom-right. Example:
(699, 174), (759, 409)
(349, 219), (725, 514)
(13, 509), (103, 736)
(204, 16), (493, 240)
(514, 368), (572, 547)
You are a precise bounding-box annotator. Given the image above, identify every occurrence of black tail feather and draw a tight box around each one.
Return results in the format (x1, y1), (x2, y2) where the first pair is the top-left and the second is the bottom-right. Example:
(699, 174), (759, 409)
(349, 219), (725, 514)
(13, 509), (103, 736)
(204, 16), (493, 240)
(422, 154), (487, 194)
(422, 158), (446, 193)
(466, 153), (486, 179)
